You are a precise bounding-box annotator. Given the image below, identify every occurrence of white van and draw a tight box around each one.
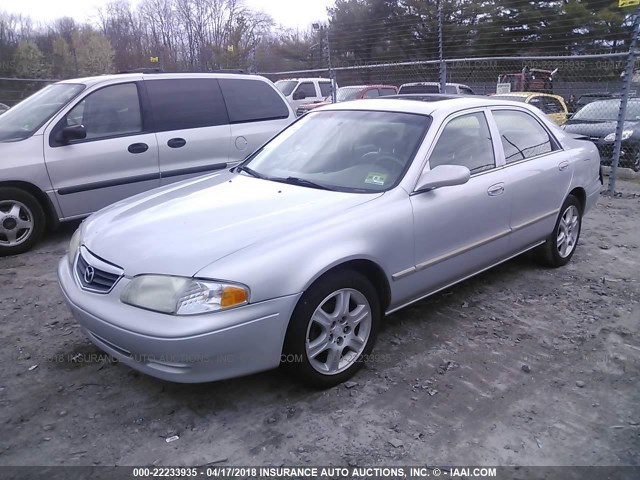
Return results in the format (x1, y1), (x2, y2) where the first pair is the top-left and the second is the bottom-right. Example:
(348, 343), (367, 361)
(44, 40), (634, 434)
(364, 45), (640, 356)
(0, 72), (294, 255)
(275, 78), (334, 110)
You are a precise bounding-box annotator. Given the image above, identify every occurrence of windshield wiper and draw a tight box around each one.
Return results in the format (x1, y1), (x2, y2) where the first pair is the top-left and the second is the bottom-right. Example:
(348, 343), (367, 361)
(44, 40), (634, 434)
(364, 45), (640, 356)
(235, 165), (268, 180)
(270, 176), (335, 191)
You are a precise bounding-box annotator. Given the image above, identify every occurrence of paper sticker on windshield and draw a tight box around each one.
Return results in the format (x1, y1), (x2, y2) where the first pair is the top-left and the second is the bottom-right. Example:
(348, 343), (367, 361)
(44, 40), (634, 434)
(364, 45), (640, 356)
(365, 172), (387, 186)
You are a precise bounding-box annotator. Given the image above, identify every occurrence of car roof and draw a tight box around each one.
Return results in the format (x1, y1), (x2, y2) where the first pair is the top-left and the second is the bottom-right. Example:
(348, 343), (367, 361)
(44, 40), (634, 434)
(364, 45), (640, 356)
(321, 96), (537, 117)
(400, 82), (471, 88)
(56, 72), (276, 88)
(340, 85), (397, 89)
(494, 92), (564, 100)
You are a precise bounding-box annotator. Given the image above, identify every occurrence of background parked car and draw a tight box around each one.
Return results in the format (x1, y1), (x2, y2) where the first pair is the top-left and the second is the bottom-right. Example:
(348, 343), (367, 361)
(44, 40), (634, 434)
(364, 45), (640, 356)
(0, 103), (9, 115)
(562, 97), (640, 172)
(295, 84), (398, 116)
(0, 72), (294, 256)
(398, 82), (475, 95)
(492, 92), (568, 125)
(275, 78), (334, 111)
(575, 92), (621, 113)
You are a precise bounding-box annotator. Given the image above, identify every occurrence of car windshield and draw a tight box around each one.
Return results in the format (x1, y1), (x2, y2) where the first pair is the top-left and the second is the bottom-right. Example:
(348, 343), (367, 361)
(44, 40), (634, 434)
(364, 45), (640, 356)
(243, 110), (430, 193)
(572, 99), (640, 121)
(336, 87), (362, 102)
(275, 80), (298, 96)
(0, 83), (84, 142)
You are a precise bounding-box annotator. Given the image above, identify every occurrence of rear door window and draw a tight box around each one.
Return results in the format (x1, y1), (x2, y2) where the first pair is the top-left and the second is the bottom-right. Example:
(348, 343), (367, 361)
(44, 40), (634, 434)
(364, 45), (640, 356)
(492, 110), (556, 163)
(219, 78), (290, 123)
(145, 78), (228, 132)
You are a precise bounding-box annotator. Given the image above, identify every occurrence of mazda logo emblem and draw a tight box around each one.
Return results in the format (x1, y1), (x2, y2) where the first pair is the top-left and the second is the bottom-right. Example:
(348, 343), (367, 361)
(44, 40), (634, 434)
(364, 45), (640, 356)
(84, 265), (95, 284)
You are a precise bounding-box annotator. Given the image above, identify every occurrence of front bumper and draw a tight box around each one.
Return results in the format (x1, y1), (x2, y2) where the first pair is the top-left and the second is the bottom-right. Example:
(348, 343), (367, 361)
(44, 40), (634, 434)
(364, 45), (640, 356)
(57, 257), (301, 383)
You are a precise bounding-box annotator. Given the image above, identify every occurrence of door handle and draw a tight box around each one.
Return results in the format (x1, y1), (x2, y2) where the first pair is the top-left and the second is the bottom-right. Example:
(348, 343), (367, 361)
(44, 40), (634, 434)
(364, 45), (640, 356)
(487, 183), (505, 196)
(167, 138), (187, 148)
(128, 143), (149, 154)
(558, 160), (569, 171)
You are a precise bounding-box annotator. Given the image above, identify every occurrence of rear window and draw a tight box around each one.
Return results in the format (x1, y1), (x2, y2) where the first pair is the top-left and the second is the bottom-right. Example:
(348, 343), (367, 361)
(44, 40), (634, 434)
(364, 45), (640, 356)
(219, 78), (290, 123)
(145, 78), (228, 132)
(399, 84), (439, 94)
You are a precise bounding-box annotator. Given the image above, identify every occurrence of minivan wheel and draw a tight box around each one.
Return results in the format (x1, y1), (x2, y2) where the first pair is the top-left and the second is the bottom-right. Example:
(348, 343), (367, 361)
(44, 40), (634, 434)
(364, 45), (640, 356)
(534, 194), (582, 268)
(283, 270), (381, 388)
(0, 188), (45, 256)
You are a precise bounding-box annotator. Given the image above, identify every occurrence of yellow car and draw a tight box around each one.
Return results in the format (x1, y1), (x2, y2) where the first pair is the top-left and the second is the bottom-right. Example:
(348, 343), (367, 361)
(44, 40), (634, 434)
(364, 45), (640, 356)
(492, 92), (569, 125)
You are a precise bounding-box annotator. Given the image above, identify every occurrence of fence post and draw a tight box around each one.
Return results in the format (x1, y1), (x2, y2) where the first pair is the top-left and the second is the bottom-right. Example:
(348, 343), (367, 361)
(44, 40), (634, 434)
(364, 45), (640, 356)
(609, 6), (640, 195)
(438, 0), (446, 92)
(326, 28), (337, 103)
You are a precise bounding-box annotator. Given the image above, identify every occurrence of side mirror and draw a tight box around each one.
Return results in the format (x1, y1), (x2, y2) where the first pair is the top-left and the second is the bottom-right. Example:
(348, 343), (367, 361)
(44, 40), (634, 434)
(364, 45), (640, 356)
(60, 124), (87, 142)
(292, 91), (307, 100)
(414, 165), (470, 192)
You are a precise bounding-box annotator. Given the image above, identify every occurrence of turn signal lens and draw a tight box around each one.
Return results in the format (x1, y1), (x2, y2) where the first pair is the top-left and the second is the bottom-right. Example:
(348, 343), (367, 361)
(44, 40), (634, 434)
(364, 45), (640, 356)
(221, 286), (249, 308)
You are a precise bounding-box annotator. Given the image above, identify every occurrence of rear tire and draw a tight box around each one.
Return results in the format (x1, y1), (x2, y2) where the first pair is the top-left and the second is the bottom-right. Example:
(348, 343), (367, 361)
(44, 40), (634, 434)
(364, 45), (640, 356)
(0, 187), (45, 256)
(534, 194), (582, 268)
(282, 270), (381, 389)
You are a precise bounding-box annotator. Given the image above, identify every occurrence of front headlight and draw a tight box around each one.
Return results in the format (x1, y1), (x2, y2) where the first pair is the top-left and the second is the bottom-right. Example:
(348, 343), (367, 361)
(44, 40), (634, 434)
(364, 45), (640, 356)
(67, 227), (82, 268)
(120, 275), (249, 315)
(604, 130), (633, 142)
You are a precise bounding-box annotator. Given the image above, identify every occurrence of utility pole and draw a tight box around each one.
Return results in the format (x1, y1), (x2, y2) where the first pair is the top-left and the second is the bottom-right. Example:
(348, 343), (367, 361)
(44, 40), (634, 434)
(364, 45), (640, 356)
(314, 23), (336, 103)
(609, 5), (640, 195)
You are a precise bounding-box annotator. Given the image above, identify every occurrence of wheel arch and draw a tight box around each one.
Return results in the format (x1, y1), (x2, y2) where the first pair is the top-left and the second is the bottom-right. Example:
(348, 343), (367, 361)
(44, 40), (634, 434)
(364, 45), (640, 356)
(0, 181), (59, 230)
(301, 258), (392, 314)
(568, 186), (586, 213)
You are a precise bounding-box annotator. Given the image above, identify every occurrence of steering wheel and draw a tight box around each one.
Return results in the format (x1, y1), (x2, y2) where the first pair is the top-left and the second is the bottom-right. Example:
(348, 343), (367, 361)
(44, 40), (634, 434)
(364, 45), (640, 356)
(361, 151), (405, 173)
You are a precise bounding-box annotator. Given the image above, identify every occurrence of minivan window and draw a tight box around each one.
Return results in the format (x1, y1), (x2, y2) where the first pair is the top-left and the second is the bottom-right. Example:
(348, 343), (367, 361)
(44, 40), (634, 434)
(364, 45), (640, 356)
(65, 83), (142, 140)
(146, 78), (228, 132)
(0, 83), (84, 142)
(275, 80), (298, 96)
(219, 78), (290, 123)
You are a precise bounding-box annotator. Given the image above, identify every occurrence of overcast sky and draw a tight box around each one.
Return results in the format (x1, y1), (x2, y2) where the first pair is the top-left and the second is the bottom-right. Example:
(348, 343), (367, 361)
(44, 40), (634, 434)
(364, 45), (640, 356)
(0, 0), (335, 30)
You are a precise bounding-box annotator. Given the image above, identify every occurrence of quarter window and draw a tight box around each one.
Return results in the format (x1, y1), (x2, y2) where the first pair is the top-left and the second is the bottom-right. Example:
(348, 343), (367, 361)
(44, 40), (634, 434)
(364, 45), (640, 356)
(493, 110), (555, 163)
(145, 78), (228, 132)
(429, 112), (495, 174)
(219, 78), (290, 123)
(66, 83), (141, 140)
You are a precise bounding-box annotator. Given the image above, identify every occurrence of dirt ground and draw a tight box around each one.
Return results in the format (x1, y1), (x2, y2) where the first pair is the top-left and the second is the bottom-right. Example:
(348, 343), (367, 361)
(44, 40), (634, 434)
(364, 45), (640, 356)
(1, 179), (639, 468)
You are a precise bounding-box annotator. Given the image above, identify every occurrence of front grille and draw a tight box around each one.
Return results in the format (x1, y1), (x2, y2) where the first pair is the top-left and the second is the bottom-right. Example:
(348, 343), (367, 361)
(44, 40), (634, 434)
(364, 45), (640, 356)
(75, 250), (122, 293)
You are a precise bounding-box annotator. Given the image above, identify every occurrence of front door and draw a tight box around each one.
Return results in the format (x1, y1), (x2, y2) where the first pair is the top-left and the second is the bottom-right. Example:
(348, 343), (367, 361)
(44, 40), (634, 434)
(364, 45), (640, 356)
(408, 110), (512, 296)
(44, 82), (159, 218)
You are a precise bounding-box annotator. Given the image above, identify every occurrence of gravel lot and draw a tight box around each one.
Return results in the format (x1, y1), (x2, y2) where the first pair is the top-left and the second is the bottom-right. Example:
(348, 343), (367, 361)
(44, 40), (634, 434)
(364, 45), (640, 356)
(1, 180), (639, 468)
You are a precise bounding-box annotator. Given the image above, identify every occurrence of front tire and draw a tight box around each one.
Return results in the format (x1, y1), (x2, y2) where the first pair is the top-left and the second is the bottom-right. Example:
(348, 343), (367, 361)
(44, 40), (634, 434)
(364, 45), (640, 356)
(283, 270), (381, 388)
(0, 187), (45, 256)
(534, 194), (582, 268)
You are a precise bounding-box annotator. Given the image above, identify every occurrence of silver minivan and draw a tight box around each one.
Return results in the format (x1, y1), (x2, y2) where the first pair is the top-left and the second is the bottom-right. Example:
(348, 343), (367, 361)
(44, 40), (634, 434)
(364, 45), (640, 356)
(0, 72), (294, 255)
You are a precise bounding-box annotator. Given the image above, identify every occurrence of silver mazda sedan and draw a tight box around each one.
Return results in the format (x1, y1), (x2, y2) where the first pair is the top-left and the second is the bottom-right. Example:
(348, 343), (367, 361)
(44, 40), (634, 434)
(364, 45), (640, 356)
(58, 97), (602, 387)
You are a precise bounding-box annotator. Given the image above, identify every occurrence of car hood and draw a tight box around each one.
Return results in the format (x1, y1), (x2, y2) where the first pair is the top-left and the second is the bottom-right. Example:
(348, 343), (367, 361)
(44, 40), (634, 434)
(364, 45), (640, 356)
(82, 171), (382, 277)
(562, 119), (640, 138)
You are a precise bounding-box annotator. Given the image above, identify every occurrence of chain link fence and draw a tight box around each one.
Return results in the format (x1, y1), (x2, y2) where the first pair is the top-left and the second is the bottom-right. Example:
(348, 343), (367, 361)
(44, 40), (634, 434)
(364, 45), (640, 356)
(0, 77), (56, 108)
(262, 50), (640, 186)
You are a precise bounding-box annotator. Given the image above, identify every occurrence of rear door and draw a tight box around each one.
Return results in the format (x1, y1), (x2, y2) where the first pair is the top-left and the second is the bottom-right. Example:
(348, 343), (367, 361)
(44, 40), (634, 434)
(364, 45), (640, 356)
(490, 108), (571, 252)
(408, 110), (512, 295)
(144, 78), (231, 186)
(44, 81), (160, 218)
(218, 78), (293, 166)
